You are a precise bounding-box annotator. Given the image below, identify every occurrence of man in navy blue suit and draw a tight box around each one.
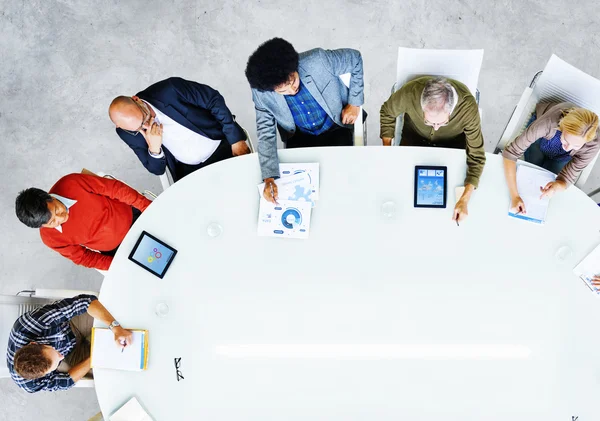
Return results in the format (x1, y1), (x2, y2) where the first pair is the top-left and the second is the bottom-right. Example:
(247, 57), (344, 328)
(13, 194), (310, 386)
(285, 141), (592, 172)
(109, 77), (250, 181)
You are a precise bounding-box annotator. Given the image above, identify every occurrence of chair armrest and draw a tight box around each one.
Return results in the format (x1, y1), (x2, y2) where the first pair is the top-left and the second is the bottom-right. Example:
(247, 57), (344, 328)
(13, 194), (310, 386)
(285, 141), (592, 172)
(34, 289), (99, 299)
(353, 106), (365, 146)
(74, 377), (95, 388)
(495, 87), (534, 153)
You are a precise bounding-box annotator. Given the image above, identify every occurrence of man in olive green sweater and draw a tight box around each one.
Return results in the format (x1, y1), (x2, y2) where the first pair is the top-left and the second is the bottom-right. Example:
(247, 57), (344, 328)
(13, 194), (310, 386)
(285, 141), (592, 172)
(380, 76), (486, 222)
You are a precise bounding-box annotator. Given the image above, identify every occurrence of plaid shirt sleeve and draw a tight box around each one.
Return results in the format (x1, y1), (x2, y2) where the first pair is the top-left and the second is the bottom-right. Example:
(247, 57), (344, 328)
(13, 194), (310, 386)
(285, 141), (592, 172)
(17, 371), (76, 393)
(23, 295), (97, 333)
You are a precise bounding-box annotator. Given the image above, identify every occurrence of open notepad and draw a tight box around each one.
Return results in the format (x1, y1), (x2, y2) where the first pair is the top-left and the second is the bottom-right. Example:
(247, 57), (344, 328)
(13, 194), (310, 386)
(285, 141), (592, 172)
(110, 397), (153, 421)
(573, 243), (600, 295)
(91, 328), (149, 371)
(508, 164), (556, 224)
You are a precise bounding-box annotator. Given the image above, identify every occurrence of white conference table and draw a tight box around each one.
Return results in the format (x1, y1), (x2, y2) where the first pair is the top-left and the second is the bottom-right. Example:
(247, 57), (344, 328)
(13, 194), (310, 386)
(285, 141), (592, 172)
(95, 147), (600, 421)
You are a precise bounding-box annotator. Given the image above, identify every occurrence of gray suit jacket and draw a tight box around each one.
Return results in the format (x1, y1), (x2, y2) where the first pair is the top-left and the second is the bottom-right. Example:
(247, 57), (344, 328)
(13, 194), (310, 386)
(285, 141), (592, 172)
(251, 48), (364, 180)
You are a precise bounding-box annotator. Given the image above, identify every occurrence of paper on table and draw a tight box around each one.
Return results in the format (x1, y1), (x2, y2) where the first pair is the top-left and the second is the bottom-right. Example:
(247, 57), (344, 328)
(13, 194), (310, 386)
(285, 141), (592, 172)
(91, 328), (148, 371)
(508, 164), (556, 224)
(110, 397), (153, 421)
(257, 199), (312, 239)
(278, 163), (320, 199)
(257, 172), (315, 206)
(573, 243), (600, 294)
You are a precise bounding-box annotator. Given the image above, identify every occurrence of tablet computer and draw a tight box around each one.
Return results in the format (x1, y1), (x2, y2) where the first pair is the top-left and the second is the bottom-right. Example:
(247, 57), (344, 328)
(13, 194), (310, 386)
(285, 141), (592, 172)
(128, 231), (177, 278)
(414, 166), (447, 208)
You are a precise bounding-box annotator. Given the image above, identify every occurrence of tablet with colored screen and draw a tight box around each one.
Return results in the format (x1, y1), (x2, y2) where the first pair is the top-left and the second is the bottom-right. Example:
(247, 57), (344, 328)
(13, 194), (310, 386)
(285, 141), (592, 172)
(414, 166), (447, 208)
(128, 231), (177, 278)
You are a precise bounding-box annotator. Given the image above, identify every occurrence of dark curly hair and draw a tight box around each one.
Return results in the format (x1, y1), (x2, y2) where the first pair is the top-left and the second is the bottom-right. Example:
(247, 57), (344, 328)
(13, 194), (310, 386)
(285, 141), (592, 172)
(245, 38), (299, 92)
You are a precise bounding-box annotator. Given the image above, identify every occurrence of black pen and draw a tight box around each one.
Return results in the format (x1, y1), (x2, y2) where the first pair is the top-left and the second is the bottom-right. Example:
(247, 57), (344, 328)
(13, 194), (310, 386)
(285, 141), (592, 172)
(456, 219), (459, 227)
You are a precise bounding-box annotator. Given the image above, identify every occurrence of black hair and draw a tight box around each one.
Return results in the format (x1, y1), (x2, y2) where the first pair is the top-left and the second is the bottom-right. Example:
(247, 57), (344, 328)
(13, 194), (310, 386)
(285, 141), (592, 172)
(245, 38), (300, 92)
(15, 188), (53, 228)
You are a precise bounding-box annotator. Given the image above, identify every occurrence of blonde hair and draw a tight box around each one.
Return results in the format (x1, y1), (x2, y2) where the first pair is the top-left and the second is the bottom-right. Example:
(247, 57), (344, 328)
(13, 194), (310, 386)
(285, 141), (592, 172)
(559, 108), (599, 142)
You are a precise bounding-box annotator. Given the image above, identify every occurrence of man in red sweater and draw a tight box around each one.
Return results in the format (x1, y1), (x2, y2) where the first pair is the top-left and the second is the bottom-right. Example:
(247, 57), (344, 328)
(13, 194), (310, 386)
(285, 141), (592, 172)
(15, 173), (152, 270)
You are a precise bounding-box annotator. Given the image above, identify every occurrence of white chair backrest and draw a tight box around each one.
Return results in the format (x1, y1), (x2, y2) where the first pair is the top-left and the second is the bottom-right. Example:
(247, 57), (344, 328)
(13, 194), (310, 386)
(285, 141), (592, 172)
(0, 295), (55, 378)
(499, 55), (600, 187)
(395, 47), (484, 96)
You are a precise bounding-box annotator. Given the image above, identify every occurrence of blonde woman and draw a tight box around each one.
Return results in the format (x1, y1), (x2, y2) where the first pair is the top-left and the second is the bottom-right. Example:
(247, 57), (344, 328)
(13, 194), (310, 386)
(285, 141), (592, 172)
(503, 102), (599, 213)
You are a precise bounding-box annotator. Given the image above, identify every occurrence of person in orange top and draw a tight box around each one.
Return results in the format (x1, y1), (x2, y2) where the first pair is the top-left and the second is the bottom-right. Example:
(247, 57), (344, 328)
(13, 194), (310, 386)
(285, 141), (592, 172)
(15, 173), (152, 270)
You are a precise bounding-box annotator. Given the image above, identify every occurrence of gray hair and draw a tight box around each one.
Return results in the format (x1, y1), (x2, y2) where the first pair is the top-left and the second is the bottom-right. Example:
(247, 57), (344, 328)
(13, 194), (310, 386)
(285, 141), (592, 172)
(420, 77), (454, 114)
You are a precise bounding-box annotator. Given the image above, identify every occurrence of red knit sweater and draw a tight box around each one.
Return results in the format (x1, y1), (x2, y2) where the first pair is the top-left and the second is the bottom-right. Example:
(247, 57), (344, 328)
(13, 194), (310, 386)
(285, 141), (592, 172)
(40, 174), (152, 270)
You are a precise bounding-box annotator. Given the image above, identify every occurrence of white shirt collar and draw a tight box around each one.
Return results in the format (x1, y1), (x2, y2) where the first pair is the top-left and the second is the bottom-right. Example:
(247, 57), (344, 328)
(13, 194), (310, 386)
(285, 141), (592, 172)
(49, 194), (77, 233)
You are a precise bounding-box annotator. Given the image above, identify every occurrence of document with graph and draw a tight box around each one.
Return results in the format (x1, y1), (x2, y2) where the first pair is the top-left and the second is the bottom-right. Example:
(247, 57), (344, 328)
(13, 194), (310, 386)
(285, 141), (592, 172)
(508, 164), (556, 224)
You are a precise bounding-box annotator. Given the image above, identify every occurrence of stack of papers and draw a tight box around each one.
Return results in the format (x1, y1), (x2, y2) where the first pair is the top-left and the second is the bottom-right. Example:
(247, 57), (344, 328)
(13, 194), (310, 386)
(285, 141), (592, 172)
(257, 163), (319, 239)
(110, 397), (153, 421)
(508, 164), (556, 224)
(91, 328), (149, 371)
(573, 243), (600, 294)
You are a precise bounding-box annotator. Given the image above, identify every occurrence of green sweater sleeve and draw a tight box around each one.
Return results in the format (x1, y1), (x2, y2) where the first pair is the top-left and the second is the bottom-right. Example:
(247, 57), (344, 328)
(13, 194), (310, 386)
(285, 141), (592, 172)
(380, 88), (409, 139)
(462, 99), (486, 188)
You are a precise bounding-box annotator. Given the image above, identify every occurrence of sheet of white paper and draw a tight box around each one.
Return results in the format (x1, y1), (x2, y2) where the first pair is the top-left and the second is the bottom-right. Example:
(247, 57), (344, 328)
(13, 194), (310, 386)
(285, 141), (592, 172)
(257, 172), (314, 206)
(92, 329), (146, 371)
(278, 163), (320, 199)
(573, 243), (600, 295)
(508, 164), (556, 224)
(110, 397), (153, 421)
(257, 199), (312, 239)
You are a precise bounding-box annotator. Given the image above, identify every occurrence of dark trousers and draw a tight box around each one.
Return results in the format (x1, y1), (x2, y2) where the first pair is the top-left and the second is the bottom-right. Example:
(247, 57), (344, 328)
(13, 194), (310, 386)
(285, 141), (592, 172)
(401, 123), (466, 149)
(100, 206), (142, 257)
(286, 125), (354, 149)
(174, 140), (233, 181)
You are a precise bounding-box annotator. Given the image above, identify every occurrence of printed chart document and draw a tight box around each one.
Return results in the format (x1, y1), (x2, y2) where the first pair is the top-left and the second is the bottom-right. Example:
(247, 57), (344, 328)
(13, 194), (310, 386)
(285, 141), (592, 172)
(91, 328), (149, 371)
(508, 164), (556, 224)
(257, 199), (312, 239)
(573, 243), (600, 294)
(278, 163), (320, 199)
(257, 171), (315, 206)
(110, 397), (153, 421)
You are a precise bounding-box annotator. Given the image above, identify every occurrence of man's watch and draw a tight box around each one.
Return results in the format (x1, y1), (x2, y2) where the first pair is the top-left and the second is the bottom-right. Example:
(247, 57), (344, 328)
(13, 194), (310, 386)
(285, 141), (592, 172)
(108, 320), (121, 331)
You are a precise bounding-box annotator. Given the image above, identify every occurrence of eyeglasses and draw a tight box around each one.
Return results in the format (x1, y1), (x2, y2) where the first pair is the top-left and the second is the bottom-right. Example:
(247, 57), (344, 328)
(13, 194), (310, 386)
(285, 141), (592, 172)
(120, 100), (151, 136)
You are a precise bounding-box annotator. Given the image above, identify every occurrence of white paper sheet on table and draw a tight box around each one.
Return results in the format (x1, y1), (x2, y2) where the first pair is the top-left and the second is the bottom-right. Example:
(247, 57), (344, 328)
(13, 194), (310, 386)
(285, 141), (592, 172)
(91, 328), (148, 371)
(110, 397), (153, 421)
(257, 199), (312, 239)
(278, 163), (320, 199)
(257, 172), (315, 206)
(573, 243), (600, 295)
(508, 164), (556, 224)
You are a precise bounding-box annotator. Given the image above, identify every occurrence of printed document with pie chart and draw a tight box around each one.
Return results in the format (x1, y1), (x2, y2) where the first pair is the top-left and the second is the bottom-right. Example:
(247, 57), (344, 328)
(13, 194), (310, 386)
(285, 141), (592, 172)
(257, 199), (312, 239)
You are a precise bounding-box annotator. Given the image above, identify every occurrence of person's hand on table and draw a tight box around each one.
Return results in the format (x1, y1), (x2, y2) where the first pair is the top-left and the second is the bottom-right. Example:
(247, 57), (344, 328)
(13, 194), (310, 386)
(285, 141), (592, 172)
(539, 180), (567, 199)
(341, 104), (360, 125)
(112, 326), (133, 349)
(510, 195), (526, 214)
(231, 140), (250, 156)
(139, 117), (163, 154)
(452, 198), (469, 223)
(263, 178), (279, 204)
(381, 137), (393, 146)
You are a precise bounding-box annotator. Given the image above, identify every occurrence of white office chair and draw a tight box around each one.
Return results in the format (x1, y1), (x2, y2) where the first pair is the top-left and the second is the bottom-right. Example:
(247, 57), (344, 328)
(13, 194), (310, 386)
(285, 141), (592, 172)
(158, 122), (256, 191)
(390, 47), (484, 146)
(339, 73), (367, 146)
(0, 289), (98, 388)
(495, 54), (600, 189)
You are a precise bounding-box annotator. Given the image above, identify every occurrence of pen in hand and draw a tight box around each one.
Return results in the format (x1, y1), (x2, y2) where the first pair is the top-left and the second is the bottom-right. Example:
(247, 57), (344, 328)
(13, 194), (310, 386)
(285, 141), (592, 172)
(120, 340), (126, 353)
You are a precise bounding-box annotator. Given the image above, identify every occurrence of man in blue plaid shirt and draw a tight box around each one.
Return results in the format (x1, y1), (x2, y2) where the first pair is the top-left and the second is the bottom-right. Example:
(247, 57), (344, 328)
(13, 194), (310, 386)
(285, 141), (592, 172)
(245, 38), (365, 203)
(6, 294), (133, 393)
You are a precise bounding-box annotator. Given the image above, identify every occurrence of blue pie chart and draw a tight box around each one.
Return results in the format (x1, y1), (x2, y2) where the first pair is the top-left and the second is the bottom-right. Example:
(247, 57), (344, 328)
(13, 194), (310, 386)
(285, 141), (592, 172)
(281, 208), (302, 229)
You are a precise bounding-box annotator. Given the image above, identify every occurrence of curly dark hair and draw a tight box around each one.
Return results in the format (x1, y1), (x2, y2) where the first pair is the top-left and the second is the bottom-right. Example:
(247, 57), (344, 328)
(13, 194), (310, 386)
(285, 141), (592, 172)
(14, 343), (52, 380)
(245, 38), (299, 92)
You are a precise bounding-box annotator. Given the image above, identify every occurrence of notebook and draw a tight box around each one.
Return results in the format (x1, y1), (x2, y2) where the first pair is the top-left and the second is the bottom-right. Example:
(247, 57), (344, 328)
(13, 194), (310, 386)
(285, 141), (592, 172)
(508, 164), (556, 224)
(110, 397), (153, 421)
(91, 328), (149, 371)
(573, 243), (600, 294)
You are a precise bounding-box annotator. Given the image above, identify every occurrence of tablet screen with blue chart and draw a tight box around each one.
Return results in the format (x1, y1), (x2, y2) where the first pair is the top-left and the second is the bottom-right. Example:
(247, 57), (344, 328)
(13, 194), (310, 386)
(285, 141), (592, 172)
(414, 166), (447, 208)
(128, 231), (177, 278)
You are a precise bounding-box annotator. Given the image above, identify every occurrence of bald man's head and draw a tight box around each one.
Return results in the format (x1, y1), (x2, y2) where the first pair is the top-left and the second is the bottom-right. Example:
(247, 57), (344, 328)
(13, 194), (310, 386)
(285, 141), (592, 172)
(109, 96), (149, 131)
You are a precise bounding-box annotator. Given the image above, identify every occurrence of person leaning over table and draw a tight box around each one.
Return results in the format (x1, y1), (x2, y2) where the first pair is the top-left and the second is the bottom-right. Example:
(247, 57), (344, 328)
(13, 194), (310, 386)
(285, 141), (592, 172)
(380, 76), (486, 223)
(502, 102), (599, 213)
(15, 173), (152, 270)
(109, 77), (250, 182)
(245, 37), (364, 203)
(6, 294), (133, 393)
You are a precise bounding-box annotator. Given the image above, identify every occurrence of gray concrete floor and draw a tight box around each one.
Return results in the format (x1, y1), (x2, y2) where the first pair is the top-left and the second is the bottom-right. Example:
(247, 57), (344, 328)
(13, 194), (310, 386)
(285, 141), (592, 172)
(1, 0), (600, 419)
